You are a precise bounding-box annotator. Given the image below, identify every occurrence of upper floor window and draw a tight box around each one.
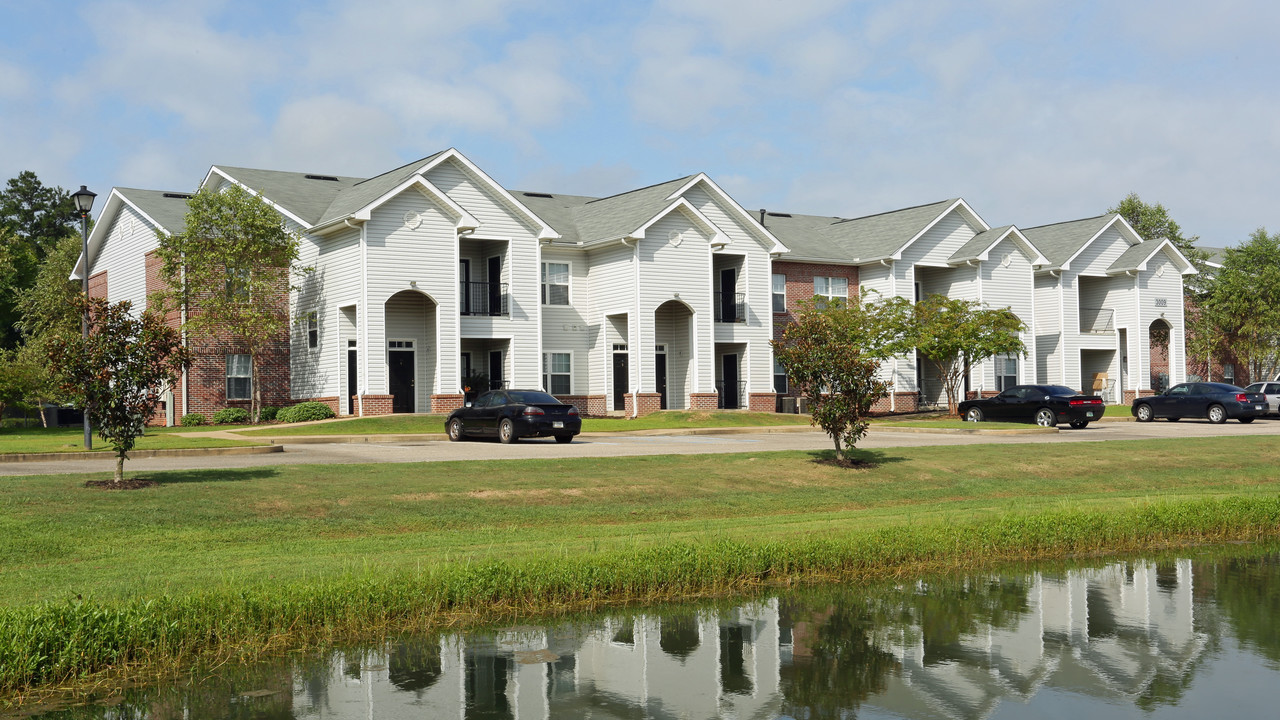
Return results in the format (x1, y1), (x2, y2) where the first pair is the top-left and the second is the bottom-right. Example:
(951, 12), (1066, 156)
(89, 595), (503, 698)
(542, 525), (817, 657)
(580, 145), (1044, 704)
(541, 262), (569, 305)
(772, 274), (786, 312)
(305, 311), (318, 349)
(225, 268), (250, 301)
(814, 276), (848, 300)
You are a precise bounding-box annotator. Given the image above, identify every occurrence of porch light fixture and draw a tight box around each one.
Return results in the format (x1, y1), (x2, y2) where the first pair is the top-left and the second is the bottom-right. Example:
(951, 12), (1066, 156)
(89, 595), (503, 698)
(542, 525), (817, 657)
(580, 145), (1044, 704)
(73, 185), (97, 450)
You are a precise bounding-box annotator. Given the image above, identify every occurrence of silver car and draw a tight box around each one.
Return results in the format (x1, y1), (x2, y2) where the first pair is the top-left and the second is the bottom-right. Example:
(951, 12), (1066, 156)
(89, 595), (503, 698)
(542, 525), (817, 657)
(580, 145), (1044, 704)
(1243, 382), (1280, 416)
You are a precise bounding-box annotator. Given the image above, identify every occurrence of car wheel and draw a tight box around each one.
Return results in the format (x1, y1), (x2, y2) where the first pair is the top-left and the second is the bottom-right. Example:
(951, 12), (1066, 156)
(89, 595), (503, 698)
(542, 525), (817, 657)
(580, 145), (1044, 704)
(1239, 417), (1255, 424)
(965, 407), (984, 422)
(1207, 404), (1227, 424)
(447, 418), (463, 442)
(1034, 408), (1056, 427)
(1135, 404), (1153, 422)
(555, 434), (573, 444)
(498, 418), (519, 444)
(1069, 419), (1089, 429)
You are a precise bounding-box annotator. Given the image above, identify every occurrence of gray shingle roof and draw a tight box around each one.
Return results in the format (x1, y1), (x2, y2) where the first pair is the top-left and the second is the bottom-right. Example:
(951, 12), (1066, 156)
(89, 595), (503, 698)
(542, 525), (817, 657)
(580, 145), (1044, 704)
(211, 166), (363, 226)
(950, 225), (1014, 263)
(760, 199), (959, 263)
(116, 188), (194, 235)
(1020, 214), (1118, 268)
(314, 152), (446, 226)
(514, 177), (699, 246)
(1107, 240), (1165, 273)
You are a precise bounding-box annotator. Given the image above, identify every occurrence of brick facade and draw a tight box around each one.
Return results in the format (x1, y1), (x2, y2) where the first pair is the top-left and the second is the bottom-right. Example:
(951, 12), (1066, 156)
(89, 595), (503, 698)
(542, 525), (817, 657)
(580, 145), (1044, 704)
(359, 395), (394, 416)
(747, 392), (777, 412)
(555, 394), (607, 417)
(431, 394), (465, 414)
(689, 392), (719, 411)
(88, 271), (108, 300)
(771, 260), (860, 400)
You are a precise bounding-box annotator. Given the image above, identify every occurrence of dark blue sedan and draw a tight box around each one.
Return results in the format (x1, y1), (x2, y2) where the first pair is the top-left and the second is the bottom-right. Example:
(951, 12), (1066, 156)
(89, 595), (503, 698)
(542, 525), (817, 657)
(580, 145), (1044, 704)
(446, 389), (582, 443)
(1132, 382), (1267, 424)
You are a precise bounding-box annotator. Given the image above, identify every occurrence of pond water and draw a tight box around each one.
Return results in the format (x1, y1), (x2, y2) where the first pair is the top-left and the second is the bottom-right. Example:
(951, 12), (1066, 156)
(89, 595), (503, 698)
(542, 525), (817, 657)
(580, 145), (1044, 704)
(26, 548), (1280, 719)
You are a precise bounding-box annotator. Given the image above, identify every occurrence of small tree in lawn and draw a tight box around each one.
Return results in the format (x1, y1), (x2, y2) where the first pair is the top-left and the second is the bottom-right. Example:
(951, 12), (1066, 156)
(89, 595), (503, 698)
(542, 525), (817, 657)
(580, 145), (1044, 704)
(772, 295), (905, 465)
(156, 185), (306, 422)
(910, 295), (1026, 415)
(48, 297), (188, 484)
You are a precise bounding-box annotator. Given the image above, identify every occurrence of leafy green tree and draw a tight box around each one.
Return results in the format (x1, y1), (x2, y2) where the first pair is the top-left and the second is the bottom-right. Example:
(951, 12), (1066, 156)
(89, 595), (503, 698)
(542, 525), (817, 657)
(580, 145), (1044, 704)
(1197, 228), (1280, 382)
(156, 185), (307, 422)
(0, 172), (77, 348)
(1109, 193), (1208, 292)
(48, 297), (188, 483)
(773, 294), (905, 464)
(909, 295), (1026, 415)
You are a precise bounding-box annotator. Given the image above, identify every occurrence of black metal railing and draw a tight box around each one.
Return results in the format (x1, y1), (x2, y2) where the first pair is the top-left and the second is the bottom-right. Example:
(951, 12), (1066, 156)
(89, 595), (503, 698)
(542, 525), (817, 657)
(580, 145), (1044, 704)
(714, 292), (746, 323)
(1079, 307), (1115, 333)
(460, 281), (509, 316)
(715, 380), (747, 409)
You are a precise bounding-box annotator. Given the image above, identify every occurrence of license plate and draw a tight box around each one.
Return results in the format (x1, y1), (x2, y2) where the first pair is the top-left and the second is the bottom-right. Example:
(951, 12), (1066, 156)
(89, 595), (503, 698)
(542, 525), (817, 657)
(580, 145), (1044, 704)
(552, 421), (564, 428)
(1086, 412), (1094, 418)
(1257, 405), (1264, 411)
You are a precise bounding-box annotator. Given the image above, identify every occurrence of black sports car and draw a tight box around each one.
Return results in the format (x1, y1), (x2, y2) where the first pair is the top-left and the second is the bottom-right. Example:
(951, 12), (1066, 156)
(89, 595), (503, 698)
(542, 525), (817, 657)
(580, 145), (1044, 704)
(445, 389), (582, 443)
(1132, 382), (1266, 424)
(959, 384), (1104, 429)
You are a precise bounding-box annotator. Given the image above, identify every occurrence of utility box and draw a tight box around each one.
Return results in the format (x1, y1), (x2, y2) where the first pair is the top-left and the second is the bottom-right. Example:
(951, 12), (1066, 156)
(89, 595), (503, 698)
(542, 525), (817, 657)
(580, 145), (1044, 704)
(778, 396), (797, 414)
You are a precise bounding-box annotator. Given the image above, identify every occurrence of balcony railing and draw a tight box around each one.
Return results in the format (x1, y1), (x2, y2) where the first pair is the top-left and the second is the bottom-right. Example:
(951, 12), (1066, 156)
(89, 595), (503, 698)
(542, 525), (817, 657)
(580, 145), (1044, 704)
(715, 380), (747, 409)
(714, 292), (746, 323)
(1080, 307), (1115, 333)
(460, 281), (509, 316)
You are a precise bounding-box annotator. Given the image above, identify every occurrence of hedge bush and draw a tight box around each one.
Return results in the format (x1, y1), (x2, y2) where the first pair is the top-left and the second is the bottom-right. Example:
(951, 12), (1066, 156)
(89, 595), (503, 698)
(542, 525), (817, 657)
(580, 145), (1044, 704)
(212, 408), (250, 425)
(258, 406), (279, 422)
(276, 402), (335, 423)
(179, 413), (207, 427)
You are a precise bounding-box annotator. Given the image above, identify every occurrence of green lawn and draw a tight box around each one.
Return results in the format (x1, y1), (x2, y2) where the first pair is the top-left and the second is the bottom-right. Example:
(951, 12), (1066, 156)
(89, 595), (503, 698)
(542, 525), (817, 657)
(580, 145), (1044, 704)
(0, 426), (262, 455)
(4, 435), (1278, 606)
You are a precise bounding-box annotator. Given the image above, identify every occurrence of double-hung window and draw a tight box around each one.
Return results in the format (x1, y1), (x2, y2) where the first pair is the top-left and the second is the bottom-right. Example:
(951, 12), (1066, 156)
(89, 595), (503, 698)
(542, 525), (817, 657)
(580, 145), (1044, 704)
(996, 355), (1018, 392)
(305, 311), (318, 349)
(772, 273), (786, 312)
(225, 268), (251, 301)
(541, 262), (569, 305)
(226, 354), (252, 400)
(542, 352), (571, 395)
(773, 357), (788, 394)
(813, 276), (848, 300)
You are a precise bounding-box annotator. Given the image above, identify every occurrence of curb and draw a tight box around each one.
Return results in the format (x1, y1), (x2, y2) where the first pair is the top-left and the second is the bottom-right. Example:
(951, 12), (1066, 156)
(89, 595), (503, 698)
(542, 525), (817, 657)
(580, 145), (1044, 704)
(0, 445), (284, 464)
(250, 425), (825, 445)
(873, 425), (1059, 435)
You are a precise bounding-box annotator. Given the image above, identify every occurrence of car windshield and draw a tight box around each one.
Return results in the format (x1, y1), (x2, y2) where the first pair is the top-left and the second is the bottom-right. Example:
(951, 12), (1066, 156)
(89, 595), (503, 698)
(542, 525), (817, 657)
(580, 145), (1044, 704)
(1042, 385), (1081, 396)
(507, 391), (559, 404)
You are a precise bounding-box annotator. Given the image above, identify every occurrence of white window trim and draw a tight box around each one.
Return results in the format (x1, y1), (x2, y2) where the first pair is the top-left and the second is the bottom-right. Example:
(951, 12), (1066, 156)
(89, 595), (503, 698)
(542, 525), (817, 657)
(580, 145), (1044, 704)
(306, 311), (318, 351)
(226, 354), (252, 401)
(541, 260), (572, 306)
(814, 275), (849, 300)
(772, 273), (786, 313)
(542, 350), (574, 395)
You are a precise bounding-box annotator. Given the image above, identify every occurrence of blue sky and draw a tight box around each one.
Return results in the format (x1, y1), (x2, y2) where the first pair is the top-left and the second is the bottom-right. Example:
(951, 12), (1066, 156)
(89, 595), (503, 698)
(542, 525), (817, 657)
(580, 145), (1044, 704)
(1, 0), (1276, 246)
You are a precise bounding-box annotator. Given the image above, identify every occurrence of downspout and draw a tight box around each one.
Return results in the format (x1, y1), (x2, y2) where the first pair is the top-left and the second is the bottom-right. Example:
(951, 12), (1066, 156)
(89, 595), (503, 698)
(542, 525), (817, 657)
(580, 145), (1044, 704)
(623, 237), (640, 418)
(1134, 271), (1143, 394)
(347, 218), (367, 415)
(884, 258), (897, 412)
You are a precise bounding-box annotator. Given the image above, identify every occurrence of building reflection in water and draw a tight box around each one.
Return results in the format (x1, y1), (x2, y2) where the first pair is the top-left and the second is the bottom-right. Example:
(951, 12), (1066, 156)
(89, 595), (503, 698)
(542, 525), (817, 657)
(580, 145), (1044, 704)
(48, 555), (1280, 720)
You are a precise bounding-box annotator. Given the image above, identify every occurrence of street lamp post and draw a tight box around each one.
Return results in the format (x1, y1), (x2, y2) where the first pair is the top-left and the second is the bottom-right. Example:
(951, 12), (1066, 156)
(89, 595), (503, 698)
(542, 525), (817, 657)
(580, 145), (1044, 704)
(72, 185), (96, 450)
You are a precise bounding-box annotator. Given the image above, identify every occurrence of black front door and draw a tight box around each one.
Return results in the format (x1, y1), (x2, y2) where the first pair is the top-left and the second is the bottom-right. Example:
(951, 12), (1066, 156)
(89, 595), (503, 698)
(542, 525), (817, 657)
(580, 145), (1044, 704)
(389, 351), (414, 413)
(347, 347), (358, 414)
(722, 354), (739, 409)
(487, 256), (502, 316)
(489, 350), (503, 390)
(656, 353), (668, 410)
(613, 353), (629, 411)
(720, 268), (737, 322)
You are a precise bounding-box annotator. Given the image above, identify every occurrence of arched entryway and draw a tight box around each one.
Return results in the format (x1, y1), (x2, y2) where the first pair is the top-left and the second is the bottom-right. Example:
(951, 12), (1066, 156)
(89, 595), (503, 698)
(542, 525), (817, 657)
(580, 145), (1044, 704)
(654, 300), (694, 410)
(383, 290), (438, 413)
(1149, 318), (1172, 393)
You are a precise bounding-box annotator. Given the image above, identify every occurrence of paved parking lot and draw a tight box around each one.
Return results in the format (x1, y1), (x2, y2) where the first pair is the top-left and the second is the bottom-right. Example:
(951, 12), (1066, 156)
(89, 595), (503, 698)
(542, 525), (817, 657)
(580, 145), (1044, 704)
(4, 416), (1280, 477)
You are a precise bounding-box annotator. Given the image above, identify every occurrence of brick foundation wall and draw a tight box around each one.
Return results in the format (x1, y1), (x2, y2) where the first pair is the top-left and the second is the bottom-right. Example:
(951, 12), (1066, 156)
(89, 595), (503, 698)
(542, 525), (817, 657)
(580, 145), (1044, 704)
(869, 392), (921, 414)
(88, 271), (107, 300)
(689, 392), (719, 411)
(360, 395), (394, 416)
(748, 392), (777, 412)
(431, 394), (465, 414)
(555, 395), (607, 417)
(299, 396), (339, 414)
(636, 393), (662, 415)
(771, 260), (860, 399)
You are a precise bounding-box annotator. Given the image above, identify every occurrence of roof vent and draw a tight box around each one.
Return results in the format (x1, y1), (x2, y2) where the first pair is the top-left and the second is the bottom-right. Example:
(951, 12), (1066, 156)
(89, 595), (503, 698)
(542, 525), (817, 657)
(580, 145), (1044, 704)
(767, 212), (793, 218)
(305, 174), (340, 181)
(162, 192), (193, 199)
(522, 192), (554, 198)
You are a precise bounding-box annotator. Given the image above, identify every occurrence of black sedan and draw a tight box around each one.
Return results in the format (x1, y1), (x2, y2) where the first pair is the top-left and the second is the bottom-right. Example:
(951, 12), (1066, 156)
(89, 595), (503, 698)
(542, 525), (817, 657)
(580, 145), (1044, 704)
(1132, 382), (1267, 424)
(446, 389), (582, 443)
(959, 384), (1104, 429)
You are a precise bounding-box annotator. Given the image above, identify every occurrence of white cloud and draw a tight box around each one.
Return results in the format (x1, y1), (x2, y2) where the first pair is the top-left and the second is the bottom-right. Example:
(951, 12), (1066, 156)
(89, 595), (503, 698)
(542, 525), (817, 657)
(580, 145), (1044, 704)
(0, 59), (29, 98)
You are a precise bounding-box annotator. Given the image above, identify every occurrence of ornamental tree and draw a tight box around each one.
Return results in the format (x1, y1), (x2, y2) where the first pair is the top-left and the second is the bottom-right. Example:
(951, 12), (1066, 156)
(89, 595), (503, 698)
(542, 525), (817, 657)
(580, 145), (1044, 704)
(48, 297), (189, 484)
(772, 294), (906, 465)
(1197, 228), (1280, 382)
(909, 295), (1026, 415)
(155, 185), (307, 422)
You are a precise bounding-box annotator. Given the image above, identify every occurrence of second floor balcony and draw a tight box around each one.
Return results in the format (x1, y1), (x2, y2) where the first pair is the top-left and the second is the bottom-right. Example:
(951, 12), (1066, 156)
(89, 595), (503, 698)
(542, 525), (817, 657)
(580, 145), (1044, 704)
(715, 292), (746, 323)
(460, 281), (509, 317)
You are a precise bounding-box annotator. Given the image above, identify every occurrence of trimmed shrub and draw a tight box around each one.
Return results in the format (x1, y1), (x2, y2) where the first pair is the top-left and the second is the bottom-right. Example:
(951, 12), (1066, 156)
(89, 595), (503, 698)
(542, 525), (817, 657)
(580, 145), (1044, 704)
(180, 413), (208, 427)
(258, 406), (279, 423)
(212, 408), (250, 425)
(277, 401), (336, 423)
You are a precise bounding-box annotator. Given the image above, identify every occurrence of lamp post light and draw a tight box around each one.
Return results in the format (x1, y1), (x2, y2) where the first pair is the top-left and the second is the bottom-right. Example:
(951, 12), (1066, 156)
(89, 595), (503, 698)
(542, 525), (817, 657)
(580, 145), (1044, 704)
(72, 185), (96, 451)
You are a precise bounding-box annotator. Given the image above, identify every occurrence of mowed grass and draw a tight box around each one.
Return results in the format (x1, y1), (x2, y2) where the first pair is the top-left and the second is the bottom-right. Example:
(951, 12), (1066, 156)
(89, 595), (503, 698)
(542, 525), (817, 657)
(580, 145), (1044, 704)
(0, 426), (261, 455)
(4, 435), (1279, 607)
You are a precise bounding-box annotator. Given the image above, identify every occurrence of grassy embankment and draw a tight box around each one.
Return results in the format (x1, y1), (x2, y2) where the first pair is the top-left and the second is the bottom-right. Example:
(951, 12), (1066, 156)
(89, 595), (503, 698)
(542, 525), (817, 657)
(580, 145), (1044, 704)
(0, 426), (261, 455)
(3, 434), (1280, 697)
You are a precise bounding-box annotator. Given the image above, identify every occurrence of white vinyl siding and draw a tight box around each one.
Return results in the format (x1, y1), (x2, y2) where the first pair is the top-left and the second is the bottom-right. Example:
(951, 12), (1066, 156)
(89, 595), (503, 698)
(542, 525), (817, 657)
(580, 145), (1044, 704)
(292, 226), (358, 400)
(977, 238), (1036, 391)
(425, 159), (537, 238)
(541, 247), (592, 395)
(93, 203), (157, 311)
(1139, 250), (1187, 387)
(638, 211), (713, 402)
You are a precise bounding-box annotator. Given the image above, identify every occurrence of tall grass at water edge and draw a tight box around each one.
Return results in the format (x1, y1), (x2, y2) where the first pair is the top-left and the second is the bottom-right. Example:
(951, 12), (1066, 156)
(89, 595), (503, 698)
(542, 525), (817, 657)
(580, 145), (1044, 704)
(4, 494), (1279, 697)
